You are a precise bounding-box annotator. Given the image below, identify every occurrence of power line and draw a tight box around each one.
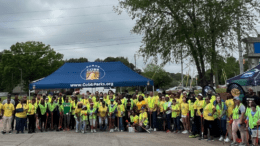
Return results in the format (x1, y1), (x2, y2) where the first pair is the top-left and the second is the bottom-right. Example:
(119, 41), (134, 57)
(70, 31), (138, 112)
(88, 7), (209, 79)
(2, 41), (141, 54)
(0, 18), (130, 30)
(46, 37), (141, 47)
(0, 5), (114, 16)
(0, 12), (116, 23)
(0, 27), (133, 40)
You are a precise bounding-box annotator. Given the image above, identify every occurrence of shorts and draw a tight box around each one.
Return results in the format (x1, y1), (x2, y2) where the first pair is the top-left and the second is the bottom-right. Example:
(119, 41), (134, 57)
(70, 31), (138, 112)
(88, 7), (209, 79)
(89, 119), (96, 126)
(181, 115), (186, 118)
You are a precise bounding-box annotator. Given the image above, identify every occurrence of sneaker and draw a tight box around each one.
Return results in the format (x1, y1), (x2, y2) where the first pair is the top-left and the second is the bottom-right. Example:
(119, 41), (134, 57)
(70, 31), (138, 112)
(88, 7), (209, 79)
(76, 130), (78, 133)
(219, 136), (224, 141)
(230, 142), (238, 146)
(207, 138), (214, 142)
(93, 129), (96, 133)
(81, 130), (84, 134)
(121, 130), (123, 132)
(154, 128), (157, 132)
(110, 129), (112, 133)
(195, 134), (200, 137)
(2, 131), (6, 134)
(91, 129), (93, 133)
(114, 127), (118, 131)
(189, 135), (196, 138)
(9, 131), (12, 134)
(166, 130), (170, 133)
(238, 143), (246, 146)
(224, 137), (230, 143)
(177, 131), (181, 134)
(148, 127), (153, 131)
(182, 130), (188, 134)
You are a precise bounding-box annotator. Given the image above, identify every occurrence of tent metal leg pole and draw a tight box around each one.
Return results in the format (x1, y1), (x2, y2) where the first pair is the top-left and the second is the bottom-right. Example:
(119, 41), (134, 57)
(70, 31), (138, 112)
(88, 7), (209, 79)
(153, 86), (154, 96)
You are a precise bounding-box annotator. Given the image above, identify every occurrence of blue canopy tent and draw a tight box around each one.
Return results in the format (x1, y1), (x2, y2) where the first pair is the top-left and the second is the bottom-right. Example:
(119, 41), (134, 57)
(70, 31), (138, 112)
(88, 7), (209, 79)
(29, 61), (153, 90)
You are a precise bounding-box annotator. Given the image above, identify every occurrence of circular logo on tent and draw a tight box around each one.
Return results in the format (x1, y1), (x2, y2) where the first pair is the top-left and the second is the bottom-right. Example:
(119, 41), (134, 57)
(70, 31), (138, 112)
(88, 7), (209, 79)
(80, 65), (105, 80)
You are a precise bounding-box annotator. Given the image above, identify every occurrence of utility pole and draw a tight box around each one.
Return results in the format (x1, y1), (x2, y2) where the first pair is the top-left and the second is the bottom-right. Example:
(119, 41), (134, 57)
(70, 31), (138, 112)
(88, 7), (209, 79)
(19, 68), (22, 96)
(237, 4), (243, 74)
(134, 54), (136, 70)
(181, 49), (183, 87)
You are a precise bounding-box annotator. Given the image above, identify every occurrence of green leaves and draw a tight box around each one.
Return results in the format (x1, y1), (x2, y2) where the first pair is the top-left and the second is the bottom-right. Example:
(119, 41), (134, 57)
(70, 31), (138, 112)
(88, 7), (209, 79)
(0, 41), (64, 92)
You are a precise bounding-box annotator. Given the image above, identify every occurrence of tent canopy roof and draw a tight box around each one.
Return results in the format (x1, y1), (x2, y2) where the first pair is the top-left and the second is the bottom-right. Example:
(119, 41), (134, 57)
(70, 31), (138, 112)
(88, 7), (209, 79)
(30, 61), (153, 90)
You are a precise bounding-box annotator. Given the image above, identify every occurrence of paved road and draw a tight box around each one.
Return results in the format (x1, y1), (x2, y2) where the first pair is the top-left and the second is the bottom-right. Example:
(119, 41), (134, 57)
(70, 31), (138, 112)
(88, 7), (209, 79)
(0, 130), (231, 146)
(0, 120), (230, 146)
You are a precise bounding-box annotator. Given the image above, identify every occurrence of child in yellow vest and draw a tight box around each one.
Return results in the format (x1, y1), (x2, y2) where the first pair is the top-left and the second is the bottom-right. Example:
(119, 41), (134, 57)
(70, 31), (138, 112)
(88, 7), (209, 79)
(171, 99), (181, 133)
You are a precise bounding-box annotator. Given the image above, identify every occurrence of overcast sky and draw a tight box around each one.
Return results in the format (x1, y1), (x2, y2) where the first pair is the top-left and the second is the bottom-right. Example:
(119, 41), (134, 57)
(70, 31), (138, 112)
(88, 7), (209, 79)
(0, 0), (259, 78)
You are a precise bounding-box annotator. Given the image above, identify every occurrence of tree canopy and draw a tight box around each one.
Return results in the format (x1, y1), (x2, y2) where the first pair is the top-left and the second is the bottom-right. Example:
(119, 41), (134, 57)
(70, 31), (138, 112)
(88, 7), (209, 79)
(114, 0), (260, 87)
(0, 41), (64, 92)
(142, 63), (173, 88)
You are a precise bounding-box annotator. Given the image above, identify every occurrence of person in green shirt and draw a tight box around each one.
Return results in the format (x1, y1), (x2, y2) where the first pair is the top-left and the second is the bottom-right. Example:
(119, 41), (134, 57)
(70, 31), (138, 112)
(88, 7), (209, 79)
(62, 97), (71, 131)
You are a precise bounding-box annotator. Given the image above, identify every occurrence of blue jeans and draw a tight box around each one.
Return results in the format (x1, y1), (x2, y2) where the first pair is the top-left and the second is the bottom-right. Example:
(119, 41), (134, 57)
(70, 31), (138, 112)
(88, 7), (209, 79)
(216, 119), (227, 136)
(16, 117), (26, 132)
(166, 114), (171, 130)
(152, 111), (157, 128)
(173, 116), (181, 131)
(75, 117), (80, 131)
(119, 117), (124, 131)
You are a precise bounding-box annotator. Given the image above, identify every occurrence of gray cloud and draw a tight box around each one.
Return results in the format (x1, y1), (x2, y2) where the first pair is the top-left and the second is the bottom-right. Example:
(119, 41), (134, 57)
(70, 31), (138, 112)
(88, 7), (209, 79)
(0, 0), (259, 77)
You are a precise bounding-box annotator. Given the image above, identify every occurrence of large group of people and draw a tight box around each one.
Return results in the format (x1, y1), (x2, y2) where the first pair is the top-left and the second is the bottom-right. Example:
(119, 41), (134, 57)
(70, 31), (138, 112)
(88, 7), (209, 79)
(0, 88), (260, 146)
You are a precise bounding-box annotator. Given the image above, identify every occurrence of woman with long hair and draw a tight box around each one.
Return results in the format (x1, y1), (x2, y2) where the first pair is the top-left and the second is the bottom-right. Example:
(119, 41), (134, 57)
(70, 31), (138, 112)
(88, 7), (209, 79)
(213, 94), (227, 141)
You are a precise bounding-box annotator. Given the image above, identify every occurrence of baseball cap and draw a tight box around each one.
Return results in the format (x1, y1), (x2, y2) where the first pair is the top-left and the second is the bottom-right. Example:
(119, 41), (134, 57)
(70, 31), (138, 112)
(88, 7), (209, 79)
(198, 93), (203, 96)
(234, 96), (240, 100)
(100, 98), (103, 100)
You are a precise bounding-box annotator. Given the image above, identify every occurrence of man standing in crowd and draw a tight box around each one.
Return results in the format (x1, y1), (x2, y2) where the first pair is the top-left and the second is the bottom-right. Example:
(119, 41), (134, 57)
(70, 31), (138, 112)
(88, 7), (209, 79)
(1, 96), (15, 134)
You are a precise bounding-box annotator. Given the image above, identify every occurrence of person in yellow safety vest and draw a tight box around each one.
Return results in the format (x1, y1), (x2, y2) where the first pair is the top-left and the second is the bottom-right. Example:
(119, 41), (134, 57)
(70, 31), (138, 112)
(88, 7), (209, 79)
(188, 92), (198, 138)
(213, 94), (227, 141)
(246, 102), (260, 146)
(58, 97), (64, 131)
(203, 96), (216, 141)
(146, 91), (158, 132)
(79, 93), (85, 102)
(15, 98), (29, 134)
(194, 93), (206, 140)
(47, 94), (52, 103)
(181, 95), (189, 134)
(98, 101), (108, 131)
(224, 93), (234, 142)
(70, 96), (76, 130)
(132, 94), (138, 106)
(229, 95), (246, 146)
(108, 99), (117, 133)
(171, 99), (181, 133)
(206, 91), (216, 104)
(117, 100), (125, 132)
(27, 98), (37, 133)
(129, 111), (139, 129)
(163, 96), (172, 133)
(139, 106), (148, 131)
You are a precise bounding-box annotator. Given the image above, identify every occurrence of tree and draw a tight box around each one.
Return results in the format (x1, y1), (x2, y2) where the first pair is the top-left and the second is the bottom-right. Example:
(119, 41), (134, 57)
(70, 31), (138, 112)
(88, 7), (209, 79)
(114, 0), (260, 87)
(0, 41), (64, 92)
(103, 56), (136, 70)
(94, 58), (103, 62)
(142, 63), (173, 89)
(65, 57), (88, 63)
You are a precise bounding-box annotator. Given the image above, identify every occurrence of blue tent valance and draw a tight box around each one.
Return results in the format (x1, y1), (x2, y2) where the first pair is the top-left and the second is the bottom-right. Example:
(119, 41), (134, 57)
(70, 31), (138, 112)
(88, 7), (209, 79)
(30, 61), (153, 90)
